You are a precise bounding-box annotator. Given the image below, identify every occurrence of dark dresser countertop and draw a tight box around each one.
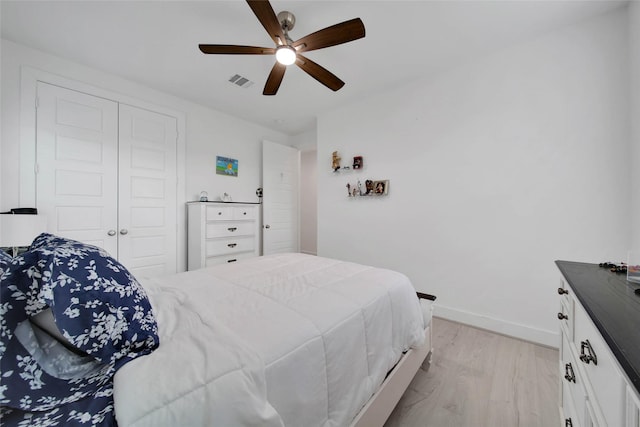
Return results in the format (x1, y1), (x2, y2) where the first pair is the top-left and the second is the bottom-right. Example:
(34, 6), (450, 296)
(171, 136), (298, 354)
(555, 260), (640, 395)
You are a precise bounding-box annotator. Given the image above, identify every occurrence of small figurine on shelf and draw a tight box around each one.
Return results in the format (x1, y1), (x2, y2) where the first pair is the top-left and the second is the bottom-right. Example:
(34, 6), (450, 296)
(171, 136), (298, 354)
(332, 151), (341, 172)
(346, 183), (351, 197)
(353, 156), (363, 169)
(357, 180), (363, 196)
(352, 187), (357, 197)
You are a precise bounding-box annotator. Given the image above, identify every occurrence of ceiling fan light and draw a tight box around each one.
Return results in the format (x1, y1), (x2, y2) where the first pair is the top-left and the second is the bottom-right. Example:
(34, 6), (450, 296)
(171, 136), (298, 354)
(275, 46), (297, 65)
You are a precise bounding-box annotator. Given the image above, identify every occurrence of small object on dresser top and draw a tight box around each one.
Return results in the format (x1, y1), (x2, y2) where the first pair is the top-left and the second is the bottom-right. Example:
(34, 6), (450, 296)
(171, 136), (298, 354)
(598, 261), (627, 274)
(199, 191), (208, 202)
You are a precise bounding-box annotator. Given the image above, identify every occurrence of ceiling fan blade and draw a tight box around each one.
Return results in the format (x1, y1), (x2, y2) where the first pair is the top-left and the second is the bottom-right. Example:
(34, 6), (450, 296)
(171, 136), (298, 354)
(246, 0), (286, 46)
(263, 62), (286, 95)
(199, 44), (275, 55)
(296, 54), (345, 92)
(292, 18), (365, 53)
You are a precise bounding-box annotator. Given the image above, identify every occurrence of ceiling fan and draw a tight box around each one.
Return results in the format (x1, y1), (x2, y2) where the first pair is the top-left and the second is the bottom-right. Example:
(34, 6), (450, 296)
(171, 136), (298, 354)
(199, 0), (366, 96)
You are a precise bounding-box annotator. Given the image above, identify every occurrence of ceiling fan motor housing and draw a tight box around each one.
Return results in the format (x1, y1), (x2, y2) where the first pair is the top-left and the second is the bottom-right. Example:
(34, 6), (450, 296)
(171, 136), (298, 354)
(277, 11), (296, 32)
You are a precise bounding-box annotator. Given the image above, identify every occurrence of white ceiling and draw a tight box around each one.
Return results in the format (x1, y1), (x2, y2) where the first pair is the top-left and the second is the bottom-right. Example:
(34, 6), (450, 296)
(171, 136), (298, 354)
(0, 0), (627, 135)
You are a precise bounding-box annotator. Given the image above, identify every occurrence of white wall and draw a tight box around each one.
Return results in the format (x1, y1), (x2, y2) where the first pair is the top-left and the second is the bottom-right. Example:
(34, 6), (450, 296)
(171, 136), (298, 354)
(317, 8), (631, 346)
(1, 39), (289, 269)
(630, 2), (640, 255)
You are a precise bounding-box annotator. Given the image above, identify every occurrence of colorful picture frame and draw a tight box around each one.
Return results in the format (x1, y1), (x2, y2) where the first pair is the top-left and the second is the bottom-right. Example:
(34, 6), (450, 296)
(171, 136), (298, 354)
(373, 180), (388, 195)
(216, 156), (238, 177)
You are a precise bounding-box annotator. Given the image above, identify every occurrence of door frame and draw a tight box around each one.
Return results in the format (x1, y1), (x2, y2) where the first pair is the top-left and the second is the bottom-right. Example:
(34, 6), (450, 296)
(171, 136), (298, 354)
(18, 66), (188, 271)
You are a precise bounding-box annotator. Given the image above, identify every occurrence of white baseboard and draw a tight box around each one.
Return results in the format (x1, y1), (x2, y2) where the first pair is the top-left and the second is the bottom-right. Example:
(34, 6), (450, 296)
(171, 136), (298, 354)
(434, 305), (559, 348)
(300, 250), (317, 256)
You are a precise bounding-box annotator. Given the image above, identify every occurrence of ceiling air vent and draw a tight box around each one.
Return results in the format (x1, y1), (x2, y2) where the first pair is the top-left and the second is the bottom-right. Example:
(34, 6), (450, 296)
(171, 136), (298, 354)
(229, 74), (254, 89)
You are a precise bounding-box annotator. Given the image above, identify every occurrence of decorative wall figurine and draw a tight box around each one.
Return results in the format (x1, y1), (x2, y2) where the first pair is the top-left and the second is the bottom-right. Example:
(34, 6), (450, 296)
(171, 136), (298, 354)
(332, 151), (341, 171)
(357, 180), (363, 196)
(346, 183), (351, 196)
(353, 156), (363, 169)
(365, 180), (373, 195)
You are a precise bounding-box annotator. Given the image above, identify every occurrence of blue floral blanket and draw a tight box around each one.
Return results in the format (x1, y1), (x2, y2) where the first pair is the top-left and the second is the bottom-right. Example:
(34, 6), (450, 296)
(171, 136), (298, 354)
(0, 233), (159, 426)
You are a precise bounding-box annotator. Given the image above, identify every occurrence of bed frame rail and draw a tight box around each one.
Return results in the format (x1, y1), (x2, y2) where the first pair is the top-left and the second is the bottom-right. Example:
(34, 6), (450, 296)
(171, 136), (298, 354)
(349, 292), (436, 427)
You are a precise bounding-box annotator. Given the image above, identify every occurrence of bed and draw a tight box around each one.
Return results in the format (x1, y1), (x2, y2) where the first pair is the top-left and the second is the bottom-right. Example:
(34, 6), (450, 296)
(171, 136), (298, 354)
(0, 234), (434, 427)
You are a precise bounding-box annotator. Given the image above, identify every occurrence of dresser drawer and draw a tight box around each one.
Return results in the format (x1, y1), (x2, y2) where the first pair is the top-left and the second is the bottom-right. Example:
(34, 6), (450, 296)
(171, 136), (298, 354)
(559, 298), (574, 342)
(627, 386), (640, 427)
(206, 222), (255, 238)
(205, 236), (255, 256)
(205, 251), (255, 267)
(206, 205), (233, 220)
(561, 333), (587, 427)
(232, 206), (256, 220)
(573, 301), (625, 427)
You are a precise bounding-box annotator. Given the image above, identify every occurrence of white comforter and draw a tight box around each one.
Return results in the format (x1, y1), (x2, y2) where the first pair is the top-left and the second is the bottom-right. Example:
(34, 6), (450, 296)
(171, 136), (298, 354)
(114, 253), (425, 427)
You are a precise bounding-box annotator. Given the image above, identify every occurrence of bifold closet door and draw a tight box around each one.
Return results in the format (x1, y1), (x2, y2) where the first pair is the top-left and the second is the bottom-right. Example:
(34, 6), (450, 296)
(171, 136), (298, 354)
(36, 82), (119, 256)
(118, 104), (177, 277)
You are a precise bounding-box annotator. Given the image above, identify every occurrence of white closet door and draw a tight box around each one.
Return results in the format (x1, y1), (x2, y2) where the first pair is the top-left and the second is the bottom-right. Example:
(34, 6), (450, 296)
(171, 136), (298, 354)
(118, 104), (177, 277)
(262, 140), (299, 254)
(36, 82), (119, 255)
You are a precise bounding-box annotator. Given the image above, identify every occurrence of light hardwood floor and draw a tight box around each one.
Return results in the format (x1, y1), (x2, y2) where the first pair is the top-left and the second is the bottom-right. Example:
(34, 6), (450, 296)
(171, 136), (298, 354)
(384, 318), (559, 427)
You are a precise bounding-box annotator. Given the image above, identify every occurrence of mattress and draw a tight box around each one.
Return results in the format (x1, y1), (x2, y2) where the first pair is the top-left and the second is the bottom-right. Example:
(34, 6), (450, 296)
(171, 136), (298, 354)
(113, 253), (425, 427)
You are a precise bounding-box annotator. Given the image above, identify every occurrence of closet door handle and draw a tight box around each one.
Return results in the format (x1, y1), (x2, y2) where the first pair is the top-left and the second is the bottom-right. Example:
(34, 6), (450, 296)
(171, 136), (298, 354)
(557, 287), (568, 295)
(120, 229), (129, 235)
(107, 230), (116, 236)
(565, 419), (573, 427)
(557, 312), (568, 320)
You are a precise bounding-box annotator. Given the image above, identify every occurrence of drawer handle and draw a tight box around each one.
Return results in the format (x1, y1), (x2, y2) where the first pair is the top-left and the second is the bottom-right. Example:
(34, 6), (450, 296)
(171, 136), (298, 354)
(557, 312), (568, 320)
(564, 363), (576, 383)
(227, 259), (237, 263)
(565, 419), (573, 427)
(243, 211), (247, 215)
(228, 227), (237, 232)
(218, 211), (222, 215)
(557, 287), (568, 295)
(580, 339), (598, 365)
(227, 243), (237, 248)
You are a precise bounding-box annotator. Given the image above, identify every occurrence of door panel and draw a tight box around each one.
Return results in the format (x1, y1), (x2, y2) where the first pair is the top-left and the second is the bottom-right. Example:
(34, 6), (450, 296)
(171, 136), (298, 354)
(118, 104), (177, 277)
(262, 141), (299, 255)
(36, 82), (119, 255)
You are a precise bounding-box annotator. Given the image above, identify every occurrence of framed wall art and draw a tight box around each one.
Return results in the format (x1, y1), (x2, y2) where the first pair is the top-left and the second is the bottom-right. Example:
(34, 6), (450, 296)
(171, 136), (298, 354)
(216, 156), (238, 177)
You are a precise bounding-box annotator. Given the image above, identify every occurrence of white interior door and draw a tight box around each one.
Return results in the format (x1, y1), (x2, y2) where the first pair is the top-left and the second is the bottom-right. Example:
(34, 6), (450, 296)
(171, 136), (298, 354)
(118, 104), (177, 277)
(36, 82), (119, 255)
(262, 140), (299, 255)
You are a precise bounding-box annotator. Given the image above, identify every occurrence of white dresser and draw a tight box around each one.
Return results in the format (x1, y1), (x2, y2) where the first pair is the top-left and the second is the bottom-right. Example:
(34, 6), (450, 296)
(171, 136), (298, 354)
(187, 202), (260, 270)
(556, 261), (640, 427)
